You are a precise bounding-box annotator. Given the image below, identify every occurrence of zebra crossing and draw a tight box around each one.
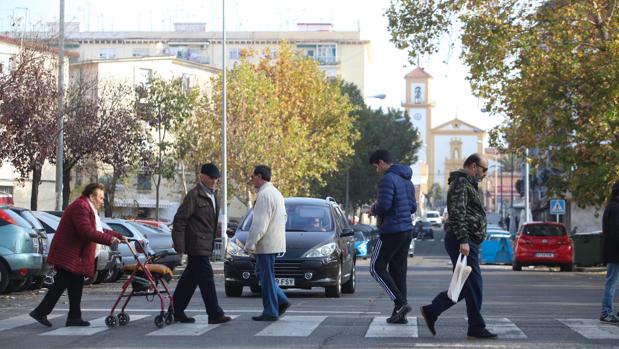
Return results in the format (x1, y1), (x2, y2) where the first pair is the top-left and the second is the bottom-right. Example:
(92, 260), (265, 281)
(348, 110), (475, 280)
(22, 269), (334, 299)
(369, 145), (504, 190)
(1, 313), (618, 340)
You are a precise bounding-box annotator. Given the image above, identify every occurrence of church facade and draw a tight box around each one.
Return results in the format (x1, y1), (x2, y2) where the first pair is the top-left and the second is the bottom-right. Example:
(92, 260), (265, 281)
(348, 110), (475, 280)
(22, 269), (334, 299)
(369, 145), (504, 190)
(403, 68), (487, 211)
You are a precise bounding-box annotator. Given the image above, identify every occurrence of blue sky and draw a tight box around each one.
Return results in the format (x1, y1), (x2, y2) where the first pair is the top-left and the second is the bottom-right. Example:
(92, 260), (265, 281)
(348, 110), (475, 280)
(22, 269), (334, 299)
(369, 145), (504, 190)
(0, 0), (503, 131)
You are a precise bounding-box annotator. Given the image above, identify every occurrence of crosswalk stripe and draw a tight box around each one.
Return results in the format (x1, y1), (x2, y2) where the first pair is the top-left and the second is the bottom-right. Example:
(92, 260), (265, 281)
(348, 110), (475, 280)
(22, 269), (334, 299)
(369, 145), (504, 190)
(558, 318), (619, 339)
(39, 314), (150, 336)
(146, 315), (239, 336)
(256, 315), (327, 337)
(365, 316), (418, 338)
(0, 314), (63, 332)
(483, 317), (527, 339)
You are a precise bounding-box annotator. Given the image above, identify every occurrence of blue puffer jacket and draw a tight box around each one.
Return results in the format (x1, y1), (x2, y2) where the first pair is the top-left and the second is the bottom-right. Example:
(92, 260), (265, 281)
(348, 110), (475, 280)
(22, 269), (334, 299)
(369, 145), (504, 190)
(372, 164), (417, 234)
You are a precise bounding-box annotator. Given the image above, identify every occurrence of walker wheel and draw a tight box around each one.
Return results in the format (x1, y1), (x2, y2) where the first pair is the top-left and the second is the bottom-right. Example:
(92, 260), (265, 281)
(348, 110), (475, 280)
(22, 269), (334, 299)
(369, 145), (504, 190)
(165, 312), (174, 325)
(105, 315), (118, 328)
(117, 312), (130, 326)
(154, 315), (165, 328)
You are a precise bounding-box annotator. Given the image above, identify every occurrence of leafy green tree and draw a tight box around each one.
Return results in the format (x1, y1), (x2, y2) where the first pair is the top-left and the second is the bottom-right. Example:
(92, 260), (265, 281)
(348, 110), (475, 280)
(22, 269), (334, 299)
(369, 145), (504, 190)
(136, 75), (199, 219)
(426, 183), (445, 210)
(386, 0), (619, 207)
(191, 43), (357, 205)
(313, 82), (422, 214)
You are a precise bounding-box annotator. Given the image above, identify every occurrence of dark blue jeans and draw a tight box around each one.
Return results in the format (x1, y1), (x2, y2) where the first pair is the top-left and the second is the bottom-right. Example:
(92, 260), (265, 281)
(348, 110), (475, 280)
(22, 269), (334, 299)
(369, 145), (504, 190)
(173, 255), (224, 319)
(426, 230), (486, 333)
(255, 254), (289, 317)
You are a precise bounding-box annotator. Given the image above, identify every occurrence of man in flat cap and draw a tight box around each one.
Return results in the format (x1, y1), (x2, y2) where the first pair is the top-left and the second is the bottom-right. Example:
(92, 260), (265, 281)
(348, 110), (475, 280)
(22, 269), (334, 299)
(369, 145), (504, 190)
(171, 163), (231, 324)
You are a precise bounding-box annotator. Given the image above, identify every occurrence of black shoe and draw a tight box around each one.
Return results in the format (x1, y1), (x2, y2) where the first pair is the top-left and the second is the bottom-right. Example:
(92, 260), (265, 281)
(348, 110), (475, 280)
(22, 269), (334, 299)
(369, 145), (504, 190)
(29, 310), (52, 327)
(252, 315), (278, 321)
(174, 314), (196, 323)
(208, 315), (231, 324)
(278, 302), (290, 316)
(467, 328), (498, 339)
(65, 319), (90, 327)
(386, 304), (411, 324)
(420, 306), (437, 336)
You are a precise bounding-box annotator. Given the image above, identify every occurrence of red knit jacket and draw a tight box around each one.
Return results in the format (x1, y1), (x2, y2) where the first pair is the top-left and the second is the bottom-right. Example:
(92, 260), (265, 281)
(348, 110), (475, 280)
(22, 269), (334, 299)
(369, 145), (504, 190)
(47, 196), (122, 277)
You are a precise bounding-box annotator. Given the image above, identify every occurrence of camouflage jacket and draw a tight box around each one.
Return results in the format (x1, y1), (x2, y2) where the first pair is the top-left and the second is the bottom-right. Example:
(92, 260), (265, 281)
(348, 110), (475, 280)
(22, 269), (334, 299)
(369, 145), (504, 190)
(445, 169), (487, 244)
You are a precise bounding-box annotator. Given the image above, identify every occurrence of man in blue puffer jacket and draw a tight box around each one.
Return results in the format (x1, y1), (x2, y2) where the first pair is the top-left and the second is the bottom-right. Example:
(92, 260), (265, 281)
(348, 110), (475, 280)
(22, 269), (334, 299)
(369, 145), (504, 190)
(369, 149), (417, 324)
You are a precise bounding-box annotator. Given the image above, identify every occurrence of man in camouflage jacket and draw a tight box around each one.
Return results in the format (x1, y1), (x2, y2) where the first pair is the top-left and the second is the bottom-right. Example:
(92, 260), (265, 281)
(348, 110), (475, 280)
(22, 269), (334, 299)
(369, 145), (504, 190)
(420, 154), (498, 339)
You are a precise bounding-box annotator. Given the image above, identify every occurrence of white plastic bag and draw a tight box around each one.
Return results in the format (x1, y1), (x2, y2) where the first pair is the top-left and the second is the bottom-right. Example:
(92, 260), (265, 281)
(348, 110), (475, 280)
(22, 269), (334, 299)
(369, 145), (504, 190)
(447, 253), (472, 303)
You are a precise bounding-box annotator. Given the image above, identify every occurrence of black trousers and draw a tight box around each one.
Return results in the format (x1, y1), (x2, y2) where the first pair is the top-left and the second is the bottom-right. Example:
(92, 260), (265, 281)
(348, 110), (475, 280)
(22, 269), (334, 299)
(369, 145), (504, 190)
(370, 231), (413, 308)
(173, 255), (224, 319)
(426, 230), (486, 332)
(34, 268), (84, 320)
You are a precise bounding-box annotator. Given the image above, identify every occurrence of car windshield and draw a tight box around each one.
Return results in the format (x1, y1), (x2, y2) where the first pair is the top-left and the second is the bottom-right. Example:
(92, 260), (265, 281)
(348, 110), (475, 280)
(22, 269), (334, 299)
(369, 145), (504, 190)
(0, 208), (32, 228)
(129, 221), (164, 235)
(16, 210), (45, 230)
(524, 224), (566, 236)
(426, 212), (439, 218)
(240, 203), (334, 232)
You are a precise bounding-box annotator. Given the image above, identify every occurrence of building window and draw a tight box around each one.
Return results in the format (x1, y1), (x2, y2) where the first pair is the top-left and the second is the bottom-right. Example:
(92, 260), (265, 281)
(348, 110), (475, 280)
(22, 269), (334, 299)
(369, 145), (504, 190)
(297, 44), (337, 65)
(132, 48), (149, 57)
(98, 48), (117, 59)
(181, 73), (196, 91)
(0, 186), (14, 195)
(137, 172), (152, 191)
(229, 48), (241, 60)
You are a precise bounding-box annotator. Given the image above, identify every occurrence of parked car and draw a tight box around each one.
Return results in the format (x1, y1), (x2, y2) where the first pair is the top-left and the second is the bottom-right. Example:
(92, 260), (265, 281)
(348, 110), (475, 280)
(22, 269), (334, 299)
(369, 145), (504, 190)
(102, 218), (155, 267)
(512, 222), (573, 271)
(7, 207), (50, 290)
(351, 224), (378, 255)
(130, 219), (172, 234)
(0, 207), (43, 294)
(425, 210), (442, 227)
(414, 221), (434, 240)
(125, 221), (180, 270)
(31, 211), (122, 285)
(224, 197), (356, 298)
(481, 229), (513, 265)
(0, 192), (13, 205)
(353, 230), (369, 259)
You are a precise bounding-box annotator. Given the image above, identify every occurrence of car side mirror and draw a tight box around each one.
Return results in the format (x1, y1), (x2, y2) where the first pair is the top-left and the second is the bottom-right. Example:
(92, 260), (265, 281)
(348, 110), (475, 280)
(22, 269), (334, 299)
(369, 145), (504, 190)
(226, 227), (236, 237)
(341, 228), (354, 237)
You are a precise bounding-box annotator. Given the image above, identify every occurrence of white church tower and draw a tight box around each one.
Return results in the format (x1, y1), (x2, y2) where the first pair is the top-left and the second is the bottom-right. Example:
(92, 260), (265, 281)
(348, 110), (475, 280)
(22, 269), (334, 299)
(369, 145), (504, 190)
(402, 67), (433, 195)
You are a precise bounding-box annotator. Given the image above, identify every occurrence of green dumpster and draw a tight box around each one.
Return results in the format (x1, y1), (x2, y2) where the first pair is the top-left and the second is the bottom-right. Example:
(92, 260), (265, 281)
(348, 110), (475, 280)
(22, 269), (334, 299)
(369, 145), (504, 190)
(572, 231), (603, 267)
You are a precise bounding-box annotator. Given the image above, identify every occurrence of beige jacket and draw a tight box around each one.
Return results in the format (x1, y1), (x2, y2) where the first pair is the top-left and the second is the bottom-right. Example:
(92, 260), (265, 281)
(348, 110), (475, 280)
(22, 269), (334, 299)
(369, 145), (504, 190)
(245, 182), (287, 254)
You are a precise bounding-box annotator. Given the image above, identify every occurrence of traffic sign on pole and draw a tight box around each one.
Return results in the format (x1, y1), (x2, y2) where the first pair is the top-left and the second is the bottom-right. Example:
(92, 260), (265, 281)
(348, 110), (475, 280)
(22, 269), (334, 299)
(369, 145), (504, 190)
(549, 199), (566, 223)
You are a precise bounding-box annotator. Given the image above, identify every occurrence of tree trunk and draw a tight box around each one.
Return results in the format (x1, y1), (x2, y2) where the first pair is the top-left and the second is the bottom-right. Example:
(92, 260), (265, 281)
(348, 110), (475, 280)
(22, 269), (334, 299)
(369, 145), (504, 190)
(62, 164), (72, 209)
(104, 167), (121, 217)
(180, 161), (188, 195)
(155, 173), (161, 221)
(31, 164), (42, 211)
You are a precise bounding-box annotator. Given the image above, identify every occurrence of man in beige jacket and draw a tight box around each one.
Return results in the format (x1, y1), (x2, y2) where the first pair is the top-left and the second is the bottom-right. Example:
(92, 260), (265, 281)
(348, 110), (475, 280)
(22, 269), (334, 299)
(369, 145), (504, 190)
(244, 165), (289, 321)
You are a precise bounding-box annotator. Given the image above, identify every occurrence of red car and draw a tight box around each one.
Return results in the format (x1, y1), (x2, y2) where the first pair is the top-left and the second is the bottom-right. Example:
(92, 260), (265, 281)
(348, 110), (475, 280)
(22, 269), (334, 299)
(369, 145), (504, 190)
(512, 222), (573, 271)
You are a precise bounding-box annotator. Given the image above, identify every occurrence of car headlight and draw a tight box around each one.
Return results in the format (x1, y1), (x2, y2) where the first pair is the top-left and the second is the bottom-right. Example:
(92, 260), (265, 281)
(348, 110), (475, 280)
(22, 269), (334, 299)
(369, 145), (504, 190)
(226, 239), (249, 258)
(302, 242), (337, 258)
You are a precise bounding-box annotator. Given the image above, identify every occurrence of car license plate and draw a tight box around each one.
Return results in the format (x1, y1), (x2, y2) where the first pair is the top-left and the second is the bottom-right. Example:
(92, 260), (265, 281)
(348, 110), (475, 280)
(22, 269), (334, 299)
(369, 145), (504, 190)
(535, 252), (554, 258)
(275, 278), (295, 286)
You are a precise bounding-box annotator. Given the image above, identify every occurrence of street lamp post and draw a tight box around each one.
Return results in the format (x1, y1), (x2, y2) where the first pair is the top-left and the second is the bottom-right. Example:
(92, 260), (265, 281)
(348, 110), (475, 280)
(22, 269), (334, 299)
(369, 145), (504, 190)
(221, 0), (228, 254)
(55, 0), (65, 210)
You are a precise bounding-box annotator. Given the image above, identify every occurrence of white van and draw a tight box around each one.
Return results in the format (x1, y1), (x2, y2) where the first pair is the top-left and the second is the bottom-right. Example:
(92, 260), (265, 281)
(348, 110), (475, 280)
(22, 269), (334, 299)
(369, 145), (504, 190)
(425, 210), (442, 227)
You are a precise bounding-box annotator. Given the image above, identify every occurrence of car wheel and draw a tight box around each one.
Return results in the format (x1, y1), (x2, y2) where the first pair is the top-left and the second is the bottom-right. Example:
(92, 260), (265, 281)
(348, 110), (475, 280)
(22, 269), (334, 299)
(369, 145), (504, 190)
(250, 285), (261, 294)
(112, 269), (124, 282)
(560, 264), (573, 272)
(342, 261), (356, 294)
(0, 262), (10, 294)
(325, 263), (342, 298)
(8, 277), (32, 292)
(83, 271), (98, 285)
(43, 269), (56, 288)
(225, 283), (243, 297)
(512, 261), (522, 271)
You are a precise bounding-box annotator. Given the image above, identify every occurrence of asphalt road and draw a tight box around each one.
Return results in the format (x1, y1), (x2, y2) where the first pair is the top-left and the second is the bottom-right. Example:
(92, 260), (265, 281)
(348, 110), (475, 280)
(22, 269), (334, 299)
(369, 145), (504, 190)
(0, 228), (617, 349)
